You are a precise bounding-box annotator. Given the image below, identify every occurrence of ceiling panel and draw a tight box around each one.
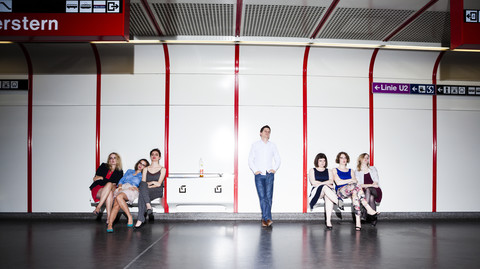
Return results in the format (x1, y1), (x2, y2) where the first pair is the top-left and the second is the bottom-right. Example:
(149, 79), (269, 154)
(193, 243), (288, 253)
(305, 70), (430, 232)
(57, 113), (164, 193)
(242, 5), (326, 37)
(317, 8), (414, 41)
(129, 0), (453, 47)
(152, 3), (234, 36)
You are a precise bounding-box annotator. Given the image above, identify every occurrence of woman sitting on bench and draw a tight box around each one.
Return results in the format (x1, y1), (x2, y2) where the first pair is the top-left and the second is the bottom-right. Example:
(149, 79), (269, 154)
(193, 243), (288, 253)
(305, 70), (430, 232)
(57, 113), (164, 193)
(333, 151), (379, 231)
(106, 158), (149, 233)
(134, 148), (166, 229)
(90, 152), (124, 223)
(308, 153), (341, 230)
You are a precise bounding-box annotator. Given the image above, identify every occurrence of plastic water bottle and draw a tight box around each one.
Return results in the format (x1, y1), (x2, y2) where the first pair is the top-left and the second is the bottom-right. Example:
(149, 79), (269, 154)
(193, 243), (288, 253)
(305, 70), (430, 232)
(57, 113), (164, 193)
(199, 158), (204, 178)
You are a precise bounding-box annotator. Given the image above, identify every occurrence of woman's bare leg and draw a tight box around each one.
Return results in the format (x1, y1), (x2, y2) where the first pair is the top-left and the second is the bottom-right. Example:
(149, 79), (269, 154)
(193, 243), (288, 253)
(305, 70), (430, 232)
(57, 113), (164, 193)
(107, 200), (120, 230)
(95, 182), (114, 213)
(116, 193), (133, 225)
(105, 190), (114, 223)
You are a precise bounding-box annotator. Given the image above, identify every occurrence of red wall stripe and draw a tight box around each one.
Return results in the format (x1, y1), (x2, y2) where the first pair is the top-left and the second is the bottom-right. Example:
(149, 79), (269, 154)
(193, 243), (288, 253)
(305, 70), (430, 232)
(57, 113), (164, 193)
(163, 43), (170, 214)
(91, 44), (102, 170)
(368, 48), (379, 166)
(18, 43), (33, 213)
(141, 0), (170, 213)
(431, 51), (445, 212)
(234, 44), (240, 212)
(302, 46), (310, 213)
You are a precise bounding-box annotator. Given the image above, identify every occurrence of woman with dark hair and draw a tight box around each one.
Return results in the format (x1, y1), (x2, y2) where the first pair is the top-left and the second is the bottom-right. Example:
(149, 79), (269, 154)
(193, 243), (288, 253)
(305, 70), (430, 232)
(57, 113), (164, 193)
(333, 152), (379, 231)
(134, 148), (166, 229)
(308, 153), (341, 229)
(106, 159), (149, 233)
(90, 152), (124, 223)
(355, 153), (382, 226)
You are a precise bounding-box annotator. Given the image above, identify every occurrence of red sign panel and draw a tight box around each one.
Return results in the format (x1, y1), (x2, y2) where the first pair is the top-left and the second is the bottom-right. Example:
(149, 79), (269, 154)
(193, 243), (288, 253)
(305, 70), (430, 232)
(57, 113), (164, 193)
(0, 0), (130, 42)
(451, 0), (480, 49)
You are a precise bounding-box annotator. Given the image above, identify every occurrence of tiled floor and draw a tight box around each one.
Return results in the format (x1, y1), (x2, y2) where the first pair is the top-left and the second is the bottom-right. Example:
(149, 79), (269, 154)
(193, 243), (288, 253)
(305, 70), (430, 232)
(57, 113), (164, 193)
(1, 218), (479, 268)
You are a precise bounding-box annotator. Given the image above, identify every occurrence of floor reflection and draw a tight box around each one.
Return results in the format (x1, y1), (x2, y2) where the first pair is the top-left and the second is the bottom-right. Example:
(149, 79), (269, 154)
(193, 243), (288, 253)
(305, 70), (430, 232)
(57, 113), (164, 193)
(0, 219), (479, 268)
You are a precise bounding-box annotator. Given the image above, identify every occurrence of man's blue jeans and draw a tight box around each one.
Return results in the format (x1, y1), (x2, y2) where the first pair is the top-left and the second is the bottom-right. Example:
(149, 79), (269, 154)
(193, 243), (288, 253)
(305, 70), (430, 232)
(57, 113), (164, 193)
(255, 172), (274, 221)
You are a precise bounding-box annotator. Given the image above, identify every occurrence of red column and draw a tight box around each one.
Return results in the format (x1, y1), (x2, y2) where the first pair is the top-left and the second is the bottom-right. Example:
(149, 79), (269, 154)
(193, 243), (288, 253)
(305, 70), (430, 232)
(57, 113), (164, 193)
(431, 51), (445, 212)
(234, 44), (240, 212)
(302, 46), (310, 213)
(163, 43), (171, 213)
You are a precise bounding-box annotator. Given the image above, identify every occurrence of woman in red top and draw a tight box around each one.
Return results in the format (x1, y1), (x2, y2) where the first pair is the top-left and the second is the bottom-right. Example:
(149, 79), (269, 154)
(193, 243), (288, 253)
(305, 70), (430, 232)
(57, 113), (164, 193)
(90, 152), (124, 223)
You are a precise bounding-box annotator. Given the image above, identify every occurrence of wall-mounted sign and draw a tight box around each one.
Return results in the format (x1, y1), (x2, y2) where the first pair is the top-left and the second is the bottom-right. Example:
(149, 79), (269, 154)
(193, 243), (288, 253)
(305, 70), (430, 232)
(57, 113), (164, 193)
(410, 84), (435, 95)
(372, 82), (410, 94)
(0, 79), (28, 90)
(437, 85), (480, 96)
(0, 0), (129, 42)
(451, 1), (480, 49)
(465, 10), (479, 23)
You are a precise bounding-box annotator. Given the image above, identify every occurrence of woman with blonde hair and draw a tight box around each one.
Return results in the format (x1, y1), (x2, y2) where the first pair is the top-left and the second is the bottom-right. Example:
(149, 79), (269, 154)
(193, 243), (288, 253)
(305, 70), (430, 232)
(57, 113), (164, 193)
(333, 151), (379, 231)
(90, 152), (124, 223)
(355, 153), (382, 226)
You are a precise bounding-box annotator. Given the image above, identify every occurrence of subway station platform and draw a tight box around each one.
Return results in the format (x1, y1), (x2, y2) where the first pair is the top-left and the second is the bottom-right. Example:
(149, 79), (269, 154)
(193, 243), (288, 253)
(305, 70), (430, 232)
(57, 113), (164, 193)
(1, 213), (479, 268)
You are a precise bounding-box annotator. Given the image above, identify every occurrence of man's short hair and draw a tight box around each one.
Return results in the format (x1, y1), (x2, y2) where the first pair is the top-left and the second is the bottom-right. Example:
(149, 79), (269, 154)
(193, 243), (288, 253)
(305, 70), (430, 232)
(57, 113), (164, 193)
(260, 125), (271, 133)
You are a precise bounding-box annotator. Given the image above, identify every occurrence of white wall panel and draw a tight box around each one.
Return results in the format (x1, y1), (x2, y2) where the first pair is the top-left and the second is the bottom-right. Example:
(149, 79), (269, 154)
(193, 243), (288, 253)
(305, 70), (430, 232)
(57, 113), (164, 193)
(102, 74), (165, 105)
(238, 107), (303, 213)
(308, 77), (369, 108)
(307, 107), (369, 177)
(374, 50), (438, 80)
(169, 45), (234, 74)
(32, 106), (95, 212)
(101, 106), (165, 173)
(169, 106), (234, 174)
(33, 75), (96, 105)
(308, 47), (374, 77)
(374, 93), (433, 110)
(437, 94), (480, 111)
(134, 45), (166, 74)
(375, 108), (432, 212)
(0, 106), (28, 212)
(239, 75), (302, 106)
(240, 46), (304, 75)
(170, 74), (234, 105)
(437, 110), (480, 211)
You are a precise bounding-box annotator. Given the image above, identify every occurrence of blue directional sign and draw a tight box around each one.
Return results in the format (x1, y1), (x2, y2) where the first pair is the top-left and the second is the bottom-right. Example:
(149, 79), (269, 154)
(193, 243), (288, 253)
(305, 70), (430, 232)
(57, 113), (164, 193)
(410, 84), (435, 95)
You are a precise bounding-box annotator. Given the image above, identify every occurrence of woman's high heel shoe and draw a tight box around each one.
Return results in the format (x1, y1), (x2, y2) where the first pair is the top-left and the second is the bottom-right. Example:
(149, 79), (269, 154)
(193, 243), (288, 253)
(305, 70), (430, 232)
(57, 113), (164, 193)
(106, 228), (113, 233)
(134, 222), (146, 230)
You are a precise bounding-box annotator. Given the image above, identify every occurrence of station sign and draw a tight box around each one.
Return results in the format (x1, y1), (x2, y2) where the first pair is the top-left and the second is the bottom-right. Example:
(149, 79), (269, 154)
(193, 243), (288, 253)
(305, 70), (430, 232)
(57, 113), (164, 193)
(437, 85), (480, 96)
(372, 82), (410, 94)
(0, 79), (28, 90)
(0, 0), (130, 42)
(373, 82), (480, 97)
(372, 82), (435, 95)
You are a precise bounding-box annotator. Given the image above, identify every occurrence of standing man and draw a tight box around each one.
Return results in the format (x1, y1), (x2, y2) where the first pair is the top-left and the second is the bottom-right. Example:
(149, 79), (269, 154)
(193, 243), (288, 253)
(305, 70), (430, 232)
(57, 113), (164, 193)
(248, 125), (281, 227)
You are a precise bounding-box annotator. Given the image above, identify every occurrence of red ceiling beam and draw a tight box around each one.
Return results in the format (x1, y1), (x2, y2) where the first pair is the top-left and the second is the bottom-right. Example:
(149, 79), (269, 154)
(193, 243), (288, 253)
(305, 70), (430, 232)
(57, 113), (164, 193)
(235, 0), (243, 37)
(141, 0), (164, 36)
(310, 0), (339, 39)
(383, 0), (439, 42)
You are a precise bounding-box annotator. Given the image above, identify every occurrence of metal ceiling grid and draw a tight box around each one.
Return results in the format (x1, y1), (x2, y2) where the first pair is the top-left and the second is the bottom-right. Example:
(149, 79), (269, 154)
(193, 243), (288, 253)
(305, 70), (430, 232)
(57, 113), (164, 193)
(317, 8), (414, 41)
(242, 4), (326, 37)
(152, 3), (234, 36)
(391, 11), (450, 44)
(129, 2), (158, 36)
